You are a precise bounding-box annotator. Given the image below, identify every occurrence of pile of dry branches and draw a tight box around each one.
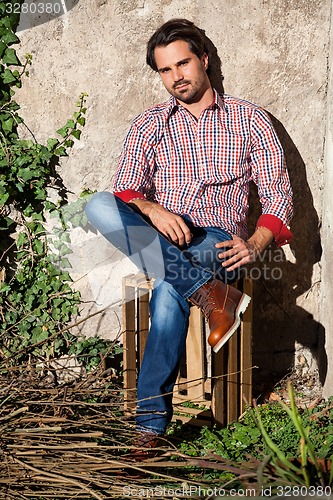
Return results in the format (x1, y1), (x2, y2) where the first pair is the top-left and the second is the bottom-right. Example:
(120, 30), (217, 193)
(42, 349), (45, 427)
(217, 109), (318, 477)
(0, 364), (262, 500)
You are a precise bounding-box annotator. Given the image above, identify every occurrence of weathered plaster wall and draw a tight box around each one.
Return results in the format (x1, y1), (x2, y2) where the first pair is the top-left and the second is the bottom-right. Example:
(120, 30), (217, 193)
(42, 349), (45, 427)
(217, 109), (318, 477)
(322, 9), (333, 399)
(15, 0), (332, 393)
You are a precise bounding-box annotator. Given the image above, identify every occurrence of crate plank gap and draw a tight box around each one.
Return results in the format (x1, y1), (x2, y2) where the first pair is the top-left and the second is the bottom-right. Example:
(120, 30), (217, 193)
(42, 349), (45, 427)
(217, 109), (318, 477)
(122, 272), (253, 427)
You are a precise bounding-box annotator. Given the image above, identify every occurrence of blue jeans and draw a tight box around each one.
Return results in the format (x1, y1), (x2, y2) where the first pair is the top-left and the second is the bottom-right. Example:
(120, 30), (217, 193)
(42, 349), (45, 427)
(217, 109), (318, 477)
(85, 192), (237, 434)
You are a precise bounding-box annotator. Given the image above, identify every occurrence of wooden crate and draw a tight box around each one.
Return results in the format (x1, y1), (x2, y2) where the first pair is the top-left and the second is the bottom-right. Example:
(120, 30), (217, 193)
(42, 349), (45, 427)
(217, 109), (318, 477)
(122, 273), (252, 427)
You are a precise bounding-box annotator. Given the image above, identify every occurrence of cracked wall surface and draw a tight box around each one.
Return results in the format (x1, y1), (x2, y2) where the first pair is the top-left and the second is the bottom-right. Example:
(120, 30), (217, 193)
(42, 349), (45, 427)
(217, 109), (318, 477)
(15, 0), (332, 394)
(322, 7), (333, 399)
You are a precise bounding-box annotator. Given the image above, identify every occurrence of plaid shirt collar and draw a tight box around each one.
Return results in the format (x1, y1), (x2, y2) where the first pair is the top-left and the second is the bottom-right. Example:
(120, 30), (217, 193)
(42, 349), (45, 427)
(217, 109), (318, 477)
(164, 88), (226, 119)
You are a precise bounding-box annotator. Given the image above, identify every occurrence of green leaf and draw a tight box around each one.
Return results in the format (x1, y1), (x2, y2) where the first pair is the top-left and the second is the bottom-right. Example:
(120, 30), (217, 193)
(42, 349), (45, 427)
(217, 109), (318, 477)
(0, 17), (12, 30)
(33, 186), (47, 200)
(44, 200), (57, 212)
(55, 126), (68, 138)
(23, 205), (34, 217)
(47, 137), (59, 151)
(71, 129), (81, 140)
(17, 167), (35, 181)
(33, 239), (44, 255)
(2, 69), (17, 84)
(65, 119), (75, 128)
(1, 29), (20, 45)
(31, 212), (44, 222)
(0, 283), (11, 293)
(17, 231), (28, 248)
(2, 47), (21, 66)
(60, 257), (72, 269)
(54, 146), (67, 156)
(51, 307), (61, 321)
(0, 192), (10, 205)
(1, 116), (14, 133)
(0, 40), (6, 58)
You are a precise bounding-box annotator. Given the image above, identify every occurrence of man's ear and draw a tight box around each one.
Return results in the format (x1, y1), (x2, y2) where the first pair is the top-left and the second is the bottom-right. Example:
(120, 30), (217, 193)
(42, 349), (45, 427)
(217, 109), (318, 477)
(202, 52), (209, 70)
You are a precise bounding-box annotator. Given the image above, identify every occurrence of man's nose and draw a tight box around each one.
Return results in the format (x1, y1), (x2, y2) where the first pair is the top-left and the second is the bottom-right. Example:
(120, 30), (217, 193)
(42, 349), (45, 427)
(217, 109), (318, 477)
(172, 67), (183, 82)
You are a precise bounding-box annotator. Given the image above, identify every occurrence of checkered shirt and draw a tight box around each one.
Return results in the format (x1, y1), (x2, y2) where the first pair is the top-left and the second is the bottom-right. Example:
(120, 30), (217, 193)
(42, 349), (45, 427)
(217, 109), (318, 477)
(112, 91), (293, 241)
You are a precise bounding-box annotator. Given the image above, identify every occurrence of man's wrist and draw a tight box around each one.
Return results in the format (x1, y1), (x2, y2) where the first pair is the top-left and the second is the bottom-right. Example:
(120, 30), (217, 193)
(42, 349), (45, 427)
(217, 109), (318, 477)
(129, 198), (154, 217)
(247, 226), (274, 256)
(256, 214), (293, 247)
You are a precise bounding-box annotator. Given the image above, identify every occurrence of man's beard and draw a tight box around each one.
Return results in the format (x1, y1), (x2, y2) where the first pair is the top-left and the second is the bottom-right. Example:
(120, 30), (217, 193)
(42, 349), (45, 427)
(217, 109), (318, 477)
(171, 80), (198, 103)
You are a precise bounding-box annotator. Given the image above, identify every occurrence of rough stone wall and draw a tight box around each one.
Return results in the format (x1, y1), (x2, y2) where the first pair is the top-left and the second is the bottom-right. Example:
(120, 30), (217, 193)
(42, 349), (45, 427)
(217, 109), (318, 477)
(322, 10), (333, 399)
(15, 0), (332, 393)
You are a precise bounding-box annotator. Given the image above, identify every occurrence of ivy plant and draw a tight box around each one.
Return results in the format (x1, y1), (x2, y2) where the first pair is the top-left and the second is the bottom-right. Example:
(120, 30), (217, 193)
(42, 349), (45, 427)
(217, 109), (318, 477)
(0, 0), (114, 370)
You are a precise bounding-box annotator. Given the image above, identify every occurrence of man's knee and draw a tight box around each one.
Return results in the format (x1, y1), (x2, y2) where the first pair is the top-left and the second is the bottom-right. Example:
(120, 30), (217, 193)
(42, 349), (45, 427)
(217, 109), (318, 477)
(85, 191), (116, 220)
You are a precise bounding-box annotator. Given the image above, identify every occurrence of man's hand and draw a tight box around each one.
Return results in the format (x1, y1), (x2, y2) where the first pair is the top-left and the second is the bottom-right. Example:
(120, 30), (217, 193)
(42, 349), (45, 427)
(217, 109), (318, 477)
(216, 226), (274, 271)
(129, 199), (192, 246)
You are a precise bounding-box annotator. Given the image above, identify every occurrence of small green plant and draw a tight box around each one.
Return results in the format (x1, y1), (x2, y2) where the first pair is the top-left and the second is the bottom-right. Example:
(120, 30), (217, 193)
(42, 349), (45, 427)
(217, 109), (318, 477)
(168, 387), (333, 489)
(0, 1), (116, 372)
(69, 337), (123, 372)
(250, 383), (333, 488)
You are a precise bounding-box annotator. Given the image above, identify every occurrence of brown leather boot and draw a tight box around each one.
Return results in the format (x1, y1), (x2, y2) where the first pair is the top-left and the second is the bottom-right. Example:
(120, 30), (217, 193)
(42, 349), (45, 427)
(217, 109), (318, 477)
(126, 431), (162, 462)
(189, 279), (251, 352)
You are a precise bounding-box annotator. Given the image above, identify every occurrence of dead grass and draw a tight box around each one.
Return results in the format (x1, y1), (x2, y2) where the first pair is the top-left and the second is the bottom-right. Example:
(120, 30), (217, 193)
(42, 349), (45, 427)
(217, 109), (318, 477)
(2, 363), (323, 499)
(0, 364), (261, 499)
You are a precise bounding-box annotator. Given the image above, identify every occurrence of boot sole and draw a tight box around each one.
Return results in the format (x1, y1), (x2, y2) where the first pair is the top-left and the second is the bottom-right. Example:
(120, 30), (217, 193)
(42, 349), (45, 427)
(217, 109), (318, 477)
(212, 293), (251, 353)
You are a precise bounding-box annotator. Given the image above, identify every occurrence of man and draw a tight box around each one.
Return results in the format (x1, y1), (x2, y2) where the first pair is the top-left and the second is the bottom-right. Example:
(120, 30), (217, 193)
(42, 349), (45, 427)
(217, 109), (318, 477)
(86, 19), (293, 454)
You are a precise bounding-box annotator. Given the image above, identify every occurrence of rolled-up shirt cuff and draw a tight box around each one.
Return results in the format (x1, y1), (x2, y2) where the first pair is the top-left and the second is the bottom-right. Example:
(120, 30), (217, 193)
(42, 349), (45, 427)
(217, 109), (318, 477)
(256, 214), (293, 247)
(113, 189), (146, 203)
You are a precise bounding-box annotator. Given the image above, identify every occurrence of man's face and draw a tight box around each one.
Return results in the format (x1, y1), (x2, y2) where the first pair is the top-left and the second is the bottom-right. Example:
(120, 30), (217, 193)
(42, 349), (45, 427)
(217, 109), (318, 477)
(154, 40), (210, 104)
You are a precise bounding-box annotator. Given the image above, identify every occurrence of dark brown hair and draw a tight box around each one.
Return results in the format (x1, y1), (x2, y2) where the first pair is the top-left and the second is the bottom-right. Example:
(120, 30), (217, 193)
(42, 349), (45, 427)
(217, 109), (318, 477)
(146, 18), (208, 72)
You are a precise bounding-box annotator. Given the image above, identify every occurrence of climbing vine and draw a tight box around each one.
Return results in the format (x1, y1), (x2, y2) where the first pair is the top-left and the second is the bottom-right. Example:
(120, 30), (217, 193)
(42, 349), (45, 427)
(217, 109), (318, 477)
(0, 0), (114, 370)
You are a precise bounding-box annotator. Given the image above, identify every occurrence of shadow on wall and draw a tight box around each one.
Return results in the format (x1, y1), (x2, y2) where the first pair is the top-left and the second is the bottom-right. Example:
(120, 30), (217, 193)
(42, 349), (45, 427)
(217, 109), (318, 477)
(203, 30), (326, 394)
(250, 116), (326, 394)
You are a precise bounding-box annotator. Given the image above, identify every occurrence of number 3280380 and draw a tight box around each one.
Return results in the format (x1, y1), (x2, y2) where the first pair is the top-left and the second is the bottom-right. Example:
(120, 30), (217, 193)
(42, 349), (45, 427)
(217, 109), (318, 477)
(5, 2), (62, 15)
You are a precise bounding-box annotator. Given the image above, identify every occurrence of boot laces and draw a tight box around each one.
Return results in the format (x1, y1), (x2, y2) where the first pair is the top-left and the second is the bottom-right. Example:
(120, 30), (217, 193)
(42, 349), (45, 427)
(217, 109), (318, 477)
(191, 282), (215, 319)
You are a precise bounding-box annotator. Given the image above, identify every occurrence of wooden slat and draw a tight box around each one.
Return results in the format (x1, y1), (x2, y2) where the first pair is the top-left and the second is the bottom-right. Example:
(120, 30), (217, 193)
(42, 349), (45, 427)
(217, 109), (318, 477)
(227, 328), (239, 422)
(186, 306), (205, 401)
(122, 280), (136, 413)
(174, 376), (188, 397)
(211, 279), (253, 426)
(211, 345), (228, 427)
(137, 290), (150, 366)
(172, 409), (212, 427)
(240, 277), (253, 413)
(173, 406), (210, 417)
